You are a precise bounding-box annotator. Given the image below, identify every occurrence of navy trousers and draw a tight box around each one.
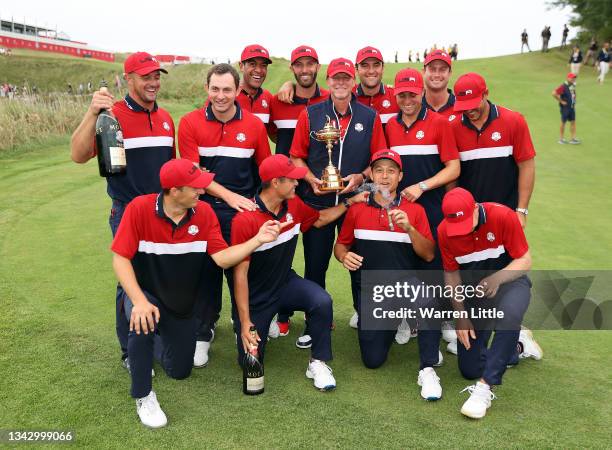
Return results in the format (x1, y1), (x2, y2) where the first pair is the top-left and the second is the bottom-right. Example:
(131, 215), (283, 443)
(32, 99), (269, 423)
(195, 200), (237, 342)
(123, 291), (197, 398)
(233, 271), (333, 365)
(109, 199), (129, 361)
(457, 276), (531, 386)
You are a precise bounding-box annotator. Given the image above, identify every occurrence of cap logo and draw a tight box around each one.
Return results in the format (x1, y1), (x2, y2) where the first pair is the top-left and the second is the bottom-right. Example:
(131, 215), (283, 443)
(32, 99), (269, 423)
(188, 164), (199, 175)
(296, 47), (312, 53)
(447, 211), (464, 218)
(236, 132), (246, 142)
(355, 123), (364, 132)
(491, 131), (501, 141)
(416, 130), (425, 140)
(399, 77), (417, 83)
(252, 48), (268, 55)
(487, 232), (495, 242)
(188, 225), (199, 236)
(139, 56), (155, 63)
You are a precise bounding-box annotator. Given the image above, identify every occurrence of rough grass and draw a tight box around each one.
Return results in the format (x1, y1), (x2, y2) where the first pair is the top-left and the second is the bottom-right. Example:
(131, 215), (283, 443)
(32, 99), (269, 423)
(1, 49), (611, 448)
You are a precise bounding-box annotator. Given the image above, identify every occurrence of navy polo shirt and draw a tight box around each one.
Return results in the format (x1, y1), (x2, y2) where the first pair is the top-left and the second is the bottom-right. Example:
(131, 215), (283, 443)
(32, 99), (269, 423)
(422, 88), (456, 118)
(101, 95), (175, 204)
(231, 194), (319, 311)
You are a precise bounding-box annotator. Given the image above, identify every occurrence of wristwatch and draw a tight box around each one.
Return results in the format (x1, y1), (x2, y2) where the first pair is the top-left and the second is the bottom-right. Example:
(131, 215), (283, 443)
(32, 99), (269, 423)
(342, 198), (351, 208)
(418, 181), (428, 192)
(516, 208), (528, 215)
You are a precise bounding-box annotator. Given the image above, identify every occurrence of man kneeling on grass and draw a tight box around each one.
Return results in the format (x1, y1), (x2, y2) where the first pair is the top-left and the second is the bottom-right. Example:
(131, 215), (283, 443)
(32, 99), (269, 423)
(334, 149), (446, 401)
(232, 154), (368, 391)
(437, 187), (542, 419)
(111, 159), (287, 428)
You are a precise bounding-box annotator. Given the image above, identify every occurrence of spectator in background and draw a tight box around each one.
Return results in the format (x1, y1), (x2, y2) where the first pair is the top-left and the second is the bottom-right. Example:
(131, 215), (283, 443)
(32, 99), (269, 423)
(67, 83), (73, 95)
(568, 45), (583, 75)
(584, 38), (598, 66)
(541, 26), (551, 52)
(424, 48), (429, 60)
(561, 24), (569, 48)
(521, 29), (531, 53)
(408, 50), (413, 62)
(450, 44), (458, 60)
(416, 52), (420, 62)
(87, 80), (93, 93)
(115, 74), (122, 90)
(597, 42), (610, 84)
(552, 72), (579, 145)
(78, 83), (84, 95)
(395, 51), (398, 63)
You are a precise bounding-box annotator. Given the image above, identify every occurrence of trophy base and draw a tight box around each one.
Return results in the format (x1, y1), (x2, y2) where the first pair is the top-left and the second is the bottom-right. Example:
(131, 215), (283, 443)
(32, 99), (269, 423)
(319, 184), (345, 192)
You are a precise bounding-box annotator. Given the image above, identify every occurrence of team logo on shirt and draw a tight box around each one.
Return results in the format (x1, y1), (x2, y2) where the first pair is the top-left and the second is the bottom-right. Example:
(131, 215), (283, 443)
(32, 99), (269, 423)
(416, 130), (425, 140)
(262, 99), (268, 109)
(448, 115), (456, 122)
(236, 132), (246, 142)
(163, 121), (170, 131)
(285, 213), (293, 223)
(382, 100), (391, 108)
(355, 123), (364, 132)
(491, 131), (501, 141)
(487, 232), (495, 242)
(188, 225), (199, 236)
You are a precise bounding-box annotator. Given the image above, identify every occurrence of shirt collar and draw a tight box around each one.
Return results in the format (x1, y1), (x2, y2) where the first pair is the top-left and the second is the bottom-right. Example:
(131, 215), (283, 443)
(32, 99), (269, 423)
(367, 191), (402, 209)
(240, 86), (263, 101)
(474, 203), (487, 231)
(205, 101), (242, 122)
(293, 84), (322, 105)
(155, 192), (195, 227)
(395, 105), (428, 131)
(422, 88), (455, 113)
(124, 94), (158, 113)
(356, 82), (385, 97)
(254, 192), (288, 221)
(461, 101), (498, 133)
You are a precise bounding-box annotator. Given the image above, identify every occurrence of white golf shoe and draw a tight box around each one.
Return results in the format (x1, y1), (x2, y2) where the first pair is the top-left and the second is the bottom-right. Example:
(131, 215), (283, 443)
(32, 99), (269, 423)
(306, 360), (336, 391)
(268, 320), (280, 339)
(136, 390), (167, 428)
(460, 382), (496, 419)
(518, 328), (543, 360)
(349, 312), (359, 329)
(417, 367), (442, 401)
(395, 318), (412, 345)
(441, 321), (457, 343)
(193, 340), (210, 368)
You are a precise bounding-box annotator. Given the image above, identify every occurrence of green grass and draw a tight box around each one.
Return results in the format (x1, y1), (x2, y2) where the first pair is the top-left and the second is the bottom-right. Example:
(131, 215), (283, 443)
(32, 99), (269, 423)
(1, 49), (611, 448)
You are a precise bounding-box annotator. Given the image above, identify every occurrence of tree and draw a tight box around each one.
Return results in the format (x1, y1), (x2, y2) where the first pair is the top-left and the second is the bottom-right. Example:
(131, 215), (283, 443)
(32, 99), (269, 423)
(550, 0), (612, 41)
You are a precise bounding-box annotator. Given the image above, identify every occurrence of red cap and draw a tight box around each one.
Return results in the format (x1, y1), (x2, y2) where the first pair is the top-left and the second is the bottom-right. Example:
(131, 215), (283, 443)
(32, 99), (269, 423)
(327, 58), (355, 78)
(370, 149), (403, 170)
(291, 45), (319, 63)
(159, 159), (214, 189)
(442, 188), (476, 236)
(424, 49), (452, 68)
(124, 52), (168, 75)
(453, 72), (487, 112)
(356, 46), (384, 64)
(259, 154), (308, 182)
(567, 72), (577, 79)
(393, 68), (424, 95)
(240, 44), (272, 64)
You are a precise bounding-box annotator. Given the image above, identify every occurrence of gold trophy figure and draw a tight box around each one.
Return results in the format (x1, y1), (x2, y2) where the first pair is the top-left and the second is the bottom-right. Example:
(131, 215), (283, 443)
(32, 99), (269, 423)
(310, 115), (345, 191)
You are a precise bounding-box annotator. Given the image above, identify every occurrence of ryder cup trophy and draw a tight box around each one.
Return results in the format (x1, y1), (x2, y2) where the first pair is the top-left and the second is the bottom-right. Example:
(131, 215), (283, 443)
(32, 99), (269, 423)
(310, 115), (345, 191)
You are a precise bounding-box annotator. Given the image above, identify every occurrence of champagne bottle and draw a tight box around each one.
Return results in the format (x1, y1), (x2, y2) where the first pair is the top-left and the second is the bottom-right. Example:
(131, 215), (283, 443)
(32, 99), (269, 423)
(95, 80), (126, 177)
(242, 326), (264, 395)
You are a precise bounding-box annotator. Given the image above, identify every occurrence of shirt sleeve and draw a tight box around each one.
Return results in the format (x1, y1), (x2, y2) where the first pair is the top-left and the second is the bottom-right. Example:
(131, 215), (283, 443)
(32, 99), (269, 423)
(370, 114), (388, 154)
(555, 85), (564, 95)
(203, 206), (229, 255)
(289, 109), (311, 159)
(293, 196), (320, 233)
(502, 209), (529, 260)
(177, 113), (201, 164)
(436, 116), (459, 163)
(512, 113), (536, 162)
(410, 204), (434, 242)
(110, 200), (141, 259)
(169, 116), (177, 159)
(336, 207), (357, 247)
(437, 228), (459, 271)
(230, 213), (258, 261)
(253, 119), (272, 165)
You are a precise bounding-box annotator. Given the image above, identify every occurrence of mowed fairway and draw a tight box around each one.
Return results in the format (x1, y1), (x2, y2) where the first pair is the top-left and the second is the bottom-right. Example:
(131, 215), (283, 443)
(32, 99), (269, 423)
(1, 50), (611, 448)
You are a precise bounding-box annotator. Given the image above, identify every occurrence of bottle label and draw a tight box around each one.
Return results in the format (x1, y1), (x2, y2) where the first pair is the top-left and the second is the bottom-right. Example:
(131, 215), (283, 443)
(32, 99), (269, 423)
(110, 147), (126, 166)
(246, 376), (264, 391)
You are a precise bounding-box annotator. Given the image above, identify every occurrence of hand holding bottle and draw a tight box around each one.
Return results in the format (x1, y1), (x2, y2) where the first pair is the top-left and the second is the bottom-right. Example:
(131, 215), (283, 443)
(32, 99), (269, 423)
(88, 89), (115, 116)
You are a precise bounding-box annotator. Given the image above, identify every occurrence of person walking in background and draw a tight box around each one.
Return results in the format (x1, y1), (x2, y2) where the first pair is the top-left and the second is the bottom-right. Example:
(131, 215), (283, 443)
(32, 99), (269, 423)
(541, 26), (551, 52)
(568, 46), (583, 75)
(521, 29), (531, 53)
(416, 52), (420, 62)
(450, 44), (458, 60)
(561, 24), (569, 48)
(553, 72), (579, 145)
(584, 37), (598, 66)
(395, 51), (398, 63)
(597, 42), (610, 84)
(408, 50), (413, 62)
